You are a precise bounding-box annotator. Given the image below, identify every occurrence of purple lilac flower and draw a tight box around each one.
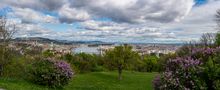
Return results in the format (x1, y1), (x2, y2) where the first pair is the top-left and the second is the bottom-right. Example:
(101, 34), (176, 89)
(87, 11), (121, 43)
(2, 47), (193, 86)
(154, 46), (220, 89)
(191, 47), (216, 56)
(152, 75), (161, 90)
(55, 60), (74, 79)
(157, 56), (203, 89)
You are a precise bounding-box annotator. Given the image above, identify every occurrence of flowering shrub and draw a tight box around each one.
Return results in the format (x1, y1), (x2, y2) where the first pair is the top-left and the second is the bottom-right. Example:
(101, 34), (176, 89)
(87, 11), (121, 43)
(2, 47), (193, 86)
(27, 58), (74, 88)
(153, 46), (220, 90)
(54, 60), (73, 79)
(190, 47), (217, 61)
(152, 75), (161, 90)
(153, 57), (206, 90)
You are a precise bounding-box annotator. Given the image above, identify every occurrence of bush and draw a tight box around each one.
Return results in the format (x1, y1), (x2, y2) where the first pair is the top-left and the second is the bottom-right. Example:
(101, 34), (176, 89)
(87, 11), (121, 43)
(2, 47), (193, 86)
(3, 56), (32, 78)
(62, 53), (104, 73)
(157, 53), (177, 72)
(27, 58), (74, 88)
(42, 50), (54, 58)
(152, 75), (161, 90)
(154, 46), (220, 90)
(91, 65), (106, 72)
(157, 57), (206, 90)
(134, 55), (159, 72)
(143, 55), (158, 72)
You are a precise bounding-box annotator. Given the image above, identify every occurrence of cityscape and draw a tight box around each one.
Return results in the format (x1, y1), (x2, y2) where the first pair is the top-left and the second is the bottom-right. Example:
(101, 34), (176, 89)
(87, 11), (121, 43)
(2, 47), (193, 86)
(10, 37), (181, 57)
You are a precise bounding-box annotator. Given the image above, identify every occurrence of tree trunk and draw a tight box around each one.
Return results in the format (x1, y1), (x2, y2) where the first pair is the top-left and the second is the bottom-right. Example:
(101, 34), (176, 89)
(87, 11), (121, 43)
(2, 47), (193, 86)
(0, 46), (5, 76)
(0, 65), (2, 76)
(118, 65), (122, 80)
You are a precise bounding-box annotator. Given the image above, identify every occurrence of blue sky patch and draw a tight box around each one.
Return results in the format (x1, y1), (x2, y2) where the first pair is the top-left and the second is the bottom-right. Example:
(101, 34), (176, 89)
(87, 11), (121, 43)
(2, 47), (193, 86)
(194, 0), (208, 6)
(93, 17), (112, 22)
(0, 6), (13, 16)
(41, 10), (59, 17)
(41, 22), (82, 32)
(42, 23), (71, 32)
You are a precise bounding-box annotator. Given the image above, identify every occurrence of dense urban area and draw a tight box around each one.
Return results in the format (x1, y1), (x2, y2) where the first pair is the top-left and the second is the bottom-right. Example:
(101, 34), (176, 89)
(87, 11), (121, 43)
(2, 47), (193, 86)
(10, 37), (181, 57)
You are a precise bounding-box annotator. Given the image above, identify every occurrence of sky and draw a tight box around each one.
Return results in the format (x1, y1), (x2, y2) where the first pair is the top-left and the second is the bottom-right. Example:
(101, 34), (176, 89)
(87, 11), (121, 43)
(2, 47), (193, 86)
(0, 0), (220, 43)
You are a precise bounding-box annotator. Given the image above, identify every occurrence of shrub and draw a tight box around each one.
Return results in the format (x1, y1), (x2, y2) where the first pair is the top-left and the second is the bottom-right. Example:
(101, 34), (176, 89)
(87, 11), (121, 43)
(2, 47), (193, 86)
(154, 57), (206, 90)
(143, 55), (158, 72)
(157, 53), (177, 72)
(135, 55), (159, 72)
(27, 58), (74, 88)
(154, 46), (220, 89)
(42, 50), (54, 58)
(3, 56), (32, 78)
(62, 53), (105, 73)
(152, 75), (161, 90)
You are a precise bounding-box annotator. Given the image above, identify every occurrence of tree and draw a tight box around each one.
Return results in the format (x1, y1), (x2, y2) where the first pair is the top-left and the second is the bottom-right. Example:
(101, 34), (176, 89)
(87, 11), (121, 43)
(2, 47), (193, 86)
(200, 33), (215, 47)
(215, 33), (220, 46)
(143, 55), (158, 72)
(216, 9), (220, 30)
(62, 53), (100, 73)
(0, 16), (16, 76)
(104, 45), (139, 80)
(215, 9), (220, 46)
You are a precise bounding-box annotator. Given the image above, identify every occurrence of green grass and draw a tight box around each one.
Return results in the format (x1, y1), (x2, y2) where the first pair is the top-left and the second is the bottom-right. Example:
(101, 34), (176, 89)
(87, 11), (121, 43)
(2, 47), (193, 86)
(0, 71), (157, 90)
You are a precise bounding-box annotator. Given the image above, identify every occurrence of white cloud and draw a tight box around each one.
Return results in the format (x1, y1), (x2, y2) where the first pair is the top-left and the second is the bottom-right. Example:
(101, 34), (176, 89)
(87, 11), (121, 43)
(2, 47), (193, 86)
(1, 0), (220, 43)
(58, 4), (91, 23)
(70, 0), (195, 23)
(161, 0), (220, 40)
(9, 7), (58, 23)
(15, 23), (54, 37)
(3, 0), (67, 11)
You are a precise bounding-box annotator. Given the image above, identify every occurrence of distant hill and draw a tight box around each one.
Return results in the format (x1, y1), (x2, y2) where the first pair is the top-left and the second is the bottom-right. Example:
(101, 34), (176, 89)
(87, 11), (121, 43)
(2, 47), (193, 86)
(13, 37), (106, 45)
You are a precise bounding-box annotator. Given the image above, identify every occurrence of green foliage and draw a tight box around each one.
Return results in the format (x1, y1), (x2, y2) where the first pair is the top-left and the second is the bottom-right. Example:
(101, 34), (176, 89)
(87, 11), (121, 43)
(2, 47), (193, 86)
(0, 47), (20, 76)
(214, 80), (220, 89)
(104, 45), (140, 70)
(62, 53), (104, 73)
(0, 47), (13, 64)
(74, 53), (97, 72)
(143, 55), (158, 72)
(157, 53), (177, 72)
(215, 33), (220, 46)
(134, 55), (159, 72)
(175, 45), (192, 56)
(202, 57), (220, 90)
(27, 58), (73, 88)
(3, 56), (33, 78)
(42, 50), (54, 58)
(104, 45), (140, 80)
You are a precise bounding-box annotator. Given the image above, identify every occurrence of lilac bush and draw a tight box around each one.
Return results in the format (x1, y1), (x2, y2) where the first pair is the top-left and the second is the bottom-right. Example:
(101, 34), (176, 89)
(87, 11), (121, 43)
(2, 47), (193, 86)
(152, 75), (161, 90)
(55, 60), (74, 79)
(28, 58), (74, 88)
(191, 47), (216, 60)
(153, 46), (220, 90)
(153, 57), (206, 90)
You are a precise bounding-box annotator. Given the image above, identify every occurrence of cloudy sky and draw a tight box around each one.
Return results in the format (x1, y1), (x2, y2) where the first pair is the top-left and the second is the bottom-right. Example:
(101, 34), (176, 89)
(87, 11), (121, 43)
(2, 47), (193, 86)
(0, 0), (220, 43)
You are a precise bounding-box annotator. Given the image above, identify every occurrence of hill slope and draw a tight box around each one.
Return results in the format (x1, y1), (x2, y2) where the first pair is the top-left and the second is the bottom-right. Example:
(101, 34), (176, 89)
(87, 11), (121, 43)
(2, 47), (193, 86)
(0, 71), (156, 90)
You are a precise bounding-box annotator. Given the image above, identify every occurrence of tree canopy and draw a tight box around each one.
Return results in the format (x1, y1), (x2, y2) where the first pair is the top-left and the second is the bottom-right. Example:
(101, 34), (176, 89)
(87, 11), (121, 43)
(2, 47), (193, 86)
(104, 45), (140, 80)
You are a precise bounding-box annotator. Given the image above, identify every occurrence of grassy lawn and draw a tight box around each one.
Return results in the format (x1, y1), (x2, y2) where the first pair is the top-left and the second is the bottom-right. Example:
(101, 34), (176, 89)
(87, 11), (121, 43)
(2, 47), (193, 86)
(0, 71), (157, 90)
